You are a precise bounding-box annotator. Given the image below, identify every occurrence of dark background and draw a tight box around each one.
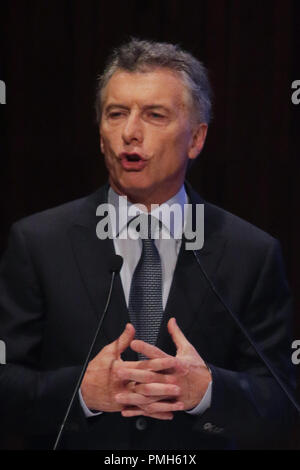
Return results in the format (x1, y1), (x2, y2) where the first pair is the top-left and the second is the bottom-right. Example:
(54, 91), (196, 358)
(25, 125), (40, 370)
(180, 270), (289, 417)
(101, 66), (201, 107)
(0, 0), (299, 448)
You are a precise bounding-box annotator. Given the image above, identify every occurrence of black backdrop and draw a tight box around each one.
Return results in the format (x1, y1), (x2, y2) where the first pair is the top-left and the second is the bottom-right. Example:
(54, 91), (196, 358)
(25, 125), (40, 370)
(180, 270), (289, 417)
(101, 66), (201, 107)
(0, 0), (299, 448)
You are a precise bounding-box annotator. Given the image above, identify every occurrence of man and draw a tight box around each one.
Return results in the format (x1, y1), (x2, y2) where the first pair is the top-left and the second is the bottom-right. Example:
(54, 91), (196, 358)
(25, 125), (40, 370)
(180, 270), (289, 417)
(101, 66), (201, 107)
(0, 39), (296, 450)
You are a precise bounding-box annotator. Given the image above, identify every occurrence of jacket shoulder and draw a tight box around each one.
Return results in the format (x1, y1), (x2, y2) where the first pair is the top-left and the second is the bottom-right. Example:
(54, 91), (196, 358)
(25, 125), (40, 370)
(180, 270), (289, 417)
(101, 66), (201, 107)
(11, 186), (106, 238)
(205, 201), (277, 248)
(186, 182), (276, 249)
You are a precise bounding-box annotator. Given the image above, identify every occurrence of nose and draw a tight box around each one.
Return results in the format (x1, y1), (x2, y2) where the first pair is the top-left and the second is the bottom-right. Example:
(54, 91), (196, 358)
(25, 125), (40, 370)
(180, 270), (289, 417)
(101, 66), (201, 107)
(122, 112), (143, 144)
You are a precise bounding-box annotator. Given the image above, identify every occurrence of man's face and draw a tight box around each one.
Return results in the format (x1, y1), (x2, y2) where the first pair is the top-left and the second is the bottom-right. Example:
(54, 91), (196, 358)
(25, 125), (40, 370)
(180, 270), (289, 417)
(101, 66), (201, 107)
(100, 68), (207, 206)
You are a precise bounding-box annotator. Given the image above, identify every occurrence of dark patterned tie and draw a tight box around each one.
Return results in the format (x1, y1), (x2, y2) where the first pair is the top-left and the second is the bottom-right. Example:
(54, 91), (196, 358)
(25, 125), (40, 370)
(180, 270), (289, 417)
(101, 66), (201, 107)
(128, 215), (163, 359)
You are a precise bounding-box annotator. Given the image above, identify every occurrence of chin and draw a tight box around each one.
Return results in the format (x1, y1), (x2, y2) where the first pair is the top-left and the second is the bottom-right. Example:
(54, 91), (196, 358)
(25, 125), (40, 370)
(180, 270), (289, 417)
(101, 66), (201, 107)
(122, 185), (152, 200)
(118, 174), (155, 194)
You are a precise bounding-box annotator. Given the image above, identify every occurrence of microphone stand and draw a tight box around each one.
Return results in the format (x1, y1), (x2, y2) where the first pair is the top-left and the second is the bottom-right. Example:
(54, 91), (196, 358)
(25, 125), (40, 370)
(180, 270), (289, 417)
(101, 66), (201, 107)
(53, 258), (122, 450)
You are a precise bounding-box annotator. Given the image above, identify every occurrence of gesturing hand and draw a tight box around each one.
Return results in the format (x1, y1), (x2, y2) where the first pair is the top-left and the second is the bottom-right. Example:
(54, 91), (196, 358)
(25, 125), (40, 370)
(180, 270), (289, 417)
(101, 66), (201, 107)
(80, 323), (139, 412)
(118, 318), (212, 419)
(80, 323), (178, 416)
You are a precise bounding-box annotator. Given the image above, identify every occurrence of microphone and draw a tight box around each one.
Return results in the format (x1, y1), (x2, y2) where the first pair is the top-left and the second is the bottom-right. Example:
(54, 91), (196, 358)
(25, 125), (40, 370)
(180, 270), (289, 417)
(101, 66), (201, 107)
(53, 254), (123, 450)
(193, 250), (300, 415)
(109, 254), (123, 274)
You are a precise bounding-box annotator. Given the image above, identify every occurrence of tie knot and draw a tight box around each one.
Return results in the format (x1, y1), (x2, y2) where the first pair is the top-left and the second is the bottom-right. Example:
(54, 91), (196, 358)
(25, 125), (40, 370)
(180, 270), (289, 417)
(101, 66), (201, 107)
(129, 214), (160, 240)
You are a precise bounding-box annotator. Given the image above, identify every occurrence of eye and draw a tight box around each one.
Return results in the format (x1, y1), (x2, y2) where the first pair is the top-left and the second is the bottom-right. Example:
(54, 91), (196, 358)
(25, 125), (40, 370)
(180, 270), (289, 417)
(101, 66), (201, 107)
(108, 111), (124, 119)
(150, 112), (165, 118)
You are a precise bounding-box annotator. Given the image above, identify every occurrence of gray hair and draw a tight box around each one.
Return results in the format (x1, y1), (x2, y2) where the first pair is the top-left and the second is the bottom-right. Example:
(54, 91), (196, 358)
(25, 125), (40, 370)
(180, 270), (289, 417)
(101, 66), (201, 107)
(95, 38), (212, 125)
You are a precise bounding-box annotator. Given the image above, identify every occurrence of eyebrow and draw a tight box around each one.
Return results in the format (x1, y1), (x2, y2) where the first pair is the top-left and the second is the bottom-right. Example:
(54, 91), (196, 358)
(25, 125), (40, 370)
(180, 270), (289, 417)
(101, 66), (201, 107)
(104, 104), (171, 113)
(104, 104), (129, 113)
(144, 105), (170, 113)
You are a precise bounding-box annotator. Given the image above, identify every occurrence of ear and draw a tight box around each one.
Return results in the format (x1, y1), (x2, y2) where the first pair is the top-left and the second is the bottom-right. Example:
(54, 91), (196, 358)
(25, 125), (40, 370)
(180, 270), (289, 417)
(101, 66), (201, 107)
(187, 123), (208, 160)
(99, 126), (105, 154)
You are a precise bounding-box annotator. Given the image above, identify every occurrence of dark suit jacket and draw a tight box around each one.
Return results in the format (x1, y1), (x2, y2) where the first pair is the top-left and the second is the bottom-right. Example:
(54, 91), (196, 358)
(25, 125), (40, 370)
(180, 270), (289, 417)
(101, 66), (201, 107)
(0, 183), (296, 449)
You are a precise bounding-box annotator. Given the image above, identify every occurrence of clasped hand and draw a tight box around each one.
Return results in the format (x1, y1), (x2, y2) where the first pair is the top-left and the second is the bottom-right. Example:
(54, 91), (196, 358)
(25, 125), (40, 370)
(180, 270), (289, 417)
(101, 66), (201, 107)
(81, 318), (211, 420)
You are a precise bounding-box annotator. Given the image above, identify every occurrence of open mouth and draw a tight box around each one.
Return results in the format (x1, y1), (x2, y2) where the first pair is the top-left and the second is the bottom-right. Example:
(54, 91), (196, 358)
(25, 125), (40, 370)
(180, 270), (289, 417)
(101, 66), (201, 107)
(122, 153), (143, 162)
(120, 153), (147, 170)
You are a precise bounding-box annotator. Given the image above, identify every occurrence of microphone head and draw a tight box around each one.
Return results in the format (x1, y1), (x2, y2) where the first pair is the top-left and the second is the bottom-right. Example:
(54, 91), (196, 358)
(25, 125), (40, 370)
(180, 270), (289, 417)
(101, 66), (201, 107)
(109, 254), (123, 273)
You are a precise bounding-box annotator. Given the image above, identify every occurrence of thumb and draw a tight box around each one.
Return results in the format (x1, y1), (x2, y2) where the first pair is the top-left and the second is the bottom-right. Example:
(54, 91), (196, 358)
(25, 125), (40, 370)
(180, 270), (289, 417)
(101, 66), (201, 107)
(167, 318), (190, 352)
(114, 323), (136, 357)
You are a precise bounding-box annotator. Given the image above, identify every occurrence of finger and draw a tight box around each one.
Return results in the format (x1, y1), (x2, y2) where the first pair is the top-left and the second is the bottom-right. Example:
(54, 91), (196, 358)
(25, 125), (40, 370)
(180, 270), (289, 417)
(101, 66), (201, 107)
(137, 357), (178, 372)
(167, 318), (190, 351)
(117, 368), (169, 384)
(119, 357), (176, 371)
(140, 357), (188, 377)
(121, 408), (145, 418)
(137, 356), (187, 377)
(144, 401), (185, 413)
(112, 323), (136, 357)
(115, 356), (179, 383)
(115, 392), (155, 407)
(134, 383), (180, 397)
(130, 340), (168, 359)
(139, 395), (174, 401)
(143, 412), (174, 420)
(121, 409), (174, 420)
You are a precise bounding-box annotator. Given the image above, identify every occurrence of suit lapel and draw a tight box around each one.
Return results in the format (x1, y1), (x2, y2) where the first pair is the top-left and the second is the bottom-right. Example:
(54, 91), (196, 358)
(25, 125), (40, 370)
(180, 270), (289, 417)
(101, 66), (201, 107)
(68, 185), (134, 359)
(156, 183), (227, 355)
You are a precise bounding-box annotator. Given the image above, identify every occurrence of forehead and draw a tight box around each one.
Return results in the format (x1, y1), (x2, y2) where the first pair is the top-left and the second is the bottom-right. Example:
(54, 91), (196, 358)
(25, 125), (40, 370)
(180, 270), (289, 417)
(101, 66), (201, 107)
(101, 68), (190, 109)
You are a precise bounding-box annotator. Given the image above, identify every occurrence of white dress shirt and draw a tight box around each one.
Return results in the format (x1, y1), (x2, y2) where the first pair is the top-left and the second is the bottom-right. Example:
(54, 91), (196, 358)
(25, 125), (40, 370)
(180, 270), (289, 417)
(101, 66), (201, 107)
(79, 185), (212, 417)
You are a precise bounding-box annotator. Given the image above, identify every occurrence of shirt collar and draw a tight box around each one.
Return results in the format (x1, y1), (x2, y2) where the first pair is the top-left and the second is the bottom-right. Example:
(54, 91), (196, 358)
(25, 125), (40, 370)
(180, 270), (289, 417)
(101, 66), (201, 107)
(108, 185), (188, 239)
